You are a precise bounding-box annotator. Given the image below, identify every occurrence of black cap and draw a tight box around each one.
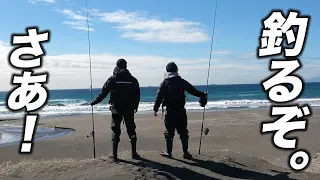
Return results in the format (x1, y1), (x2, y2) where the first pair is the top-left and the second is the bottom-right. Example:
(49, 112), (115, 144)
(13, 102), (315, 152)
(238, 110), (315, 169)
(116, 58), (127, 69)
(166, 62), (178, 72)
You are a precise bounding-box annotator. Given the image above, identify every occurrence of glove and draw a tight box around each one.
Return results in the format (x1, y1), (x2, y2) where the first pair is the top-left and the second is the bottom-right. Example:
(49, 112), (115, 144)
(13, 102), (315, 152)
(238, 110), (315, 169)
(199, 92), (208, 107)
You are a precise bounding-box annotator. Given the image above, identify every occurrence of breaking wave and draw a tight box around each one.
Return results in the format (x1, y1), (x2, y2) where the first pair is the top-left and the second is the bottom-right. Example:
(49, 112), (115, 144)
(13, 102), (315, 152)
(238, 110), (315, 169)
(1, 98), (320, 119)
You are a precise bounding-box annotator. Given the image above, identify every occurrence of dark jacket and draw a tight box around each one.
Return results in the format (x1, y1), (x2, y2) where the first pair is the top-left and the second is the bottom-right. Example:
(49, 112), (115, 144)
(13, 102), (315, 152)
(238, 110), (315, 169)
(153, 75), (205, 112)
(92, 67), (140, 111)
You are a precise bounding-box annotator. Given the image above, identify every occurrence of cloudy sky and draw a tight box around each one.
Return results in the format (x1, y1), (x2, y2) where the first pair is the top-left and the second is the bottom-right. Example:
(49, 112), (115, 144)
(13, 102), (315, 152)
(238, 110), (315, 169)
(0, 0), (319, 91)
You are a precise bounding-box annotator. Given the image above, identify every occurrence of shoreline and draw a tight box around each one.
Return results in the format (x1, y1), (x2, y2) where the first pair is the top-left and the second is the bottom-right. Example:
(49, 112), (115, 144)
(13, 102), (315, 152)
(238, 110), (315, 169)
(0, 108), (320, 179)
(0, 106), (284, 121)
(2, 105), (320, 121)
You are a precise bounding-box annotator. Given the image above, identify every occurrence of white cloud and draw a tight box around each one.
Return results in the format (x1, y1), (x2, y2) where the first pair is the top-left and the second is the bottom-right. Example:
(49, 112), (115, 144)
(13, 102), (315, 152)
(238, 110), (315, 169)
(1, 40), (318, 91)
(89, 9), (209, 43)
(0, 41), (11, 68)
(28, 0), (55, 4)
(56, 9), (94, 31)
(55, 8), (208, 42)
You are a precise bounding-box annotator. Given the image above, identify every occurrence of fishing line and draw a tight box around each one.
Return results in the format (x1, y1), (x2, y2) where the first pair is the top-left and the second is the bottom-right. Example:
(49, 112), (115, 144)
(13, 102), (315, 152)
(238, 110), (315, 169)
(85, 0), (96, 159)
(199, 0), (219, 155)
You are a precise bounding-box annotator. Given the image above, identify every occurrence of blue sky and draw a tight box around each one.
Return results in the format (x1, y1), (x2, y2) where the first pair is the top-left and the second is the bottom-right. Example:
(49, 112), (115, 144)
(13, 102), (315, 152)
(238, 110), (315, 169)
(0, 0), (319, 90)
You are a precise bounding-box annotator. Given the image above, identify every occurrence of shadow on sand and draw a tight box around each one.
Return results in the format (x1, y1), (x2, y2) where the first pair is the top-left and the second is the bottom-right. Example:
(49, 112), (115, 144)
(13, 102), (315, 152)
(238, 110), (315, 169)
(118, 157), (217, 180)
(173, 157), (297, 180)
(113, 156), (298, 180)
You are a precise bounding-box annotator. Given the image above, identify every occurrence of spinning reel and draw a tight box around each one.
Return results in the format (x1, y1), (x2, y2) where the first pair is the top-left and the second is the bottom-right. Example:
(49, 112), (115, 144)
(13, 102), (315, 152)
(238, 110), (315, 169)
(202, 127), (209, 136)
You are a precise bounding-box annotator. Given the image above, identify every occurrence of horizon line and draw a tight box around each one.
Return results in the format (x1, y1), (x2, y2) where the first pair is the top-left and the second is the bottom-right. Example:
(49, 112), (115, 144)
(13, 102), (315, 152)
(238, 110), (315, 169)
(0, 81), (319, 93)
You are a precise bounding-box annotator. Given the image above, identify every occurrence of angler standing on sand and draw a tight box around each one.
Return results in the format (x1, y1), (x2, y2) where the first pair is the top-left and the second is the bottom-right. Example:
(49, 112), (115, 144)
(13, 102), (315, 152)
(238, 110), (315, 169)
(91, 59), (141, 162)
(153, 62), (208, 159)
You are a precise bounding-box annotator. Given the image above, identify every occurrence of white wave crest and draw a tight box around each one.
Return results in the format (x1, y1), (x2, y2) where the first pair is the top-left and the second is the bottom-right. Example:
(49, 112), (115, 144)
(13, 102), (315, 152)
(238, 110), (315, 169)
(1, 98), (320, 119)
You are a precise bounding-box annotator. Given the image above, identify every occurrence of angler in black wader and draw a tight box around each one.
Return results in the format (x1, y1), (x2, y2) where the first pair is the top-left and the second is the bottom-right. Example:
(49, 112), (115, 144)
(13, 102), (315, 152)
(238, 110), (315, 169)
(153, 62), (208, 159)
(91, 59), (141, 162)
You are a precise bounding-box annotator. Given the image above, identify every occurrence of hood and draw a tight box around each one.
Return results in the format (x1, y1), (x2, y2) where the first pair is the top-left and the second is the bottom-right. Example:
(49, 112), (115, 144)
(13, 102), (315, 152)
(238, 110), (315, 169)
(113, 66), (132, 78)
(166, 72), (180, 79)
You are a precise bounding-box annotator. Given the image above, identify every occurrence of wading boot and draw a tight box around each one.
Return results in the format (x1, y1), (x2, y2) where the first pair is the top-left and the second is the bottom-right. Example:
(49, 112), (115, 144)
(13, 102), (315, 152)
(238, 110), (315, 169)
(181, 138), (192, 159)
(109, 142), (119, 163)
(160, 139), (173, 158)
(131, 140), (141, 159)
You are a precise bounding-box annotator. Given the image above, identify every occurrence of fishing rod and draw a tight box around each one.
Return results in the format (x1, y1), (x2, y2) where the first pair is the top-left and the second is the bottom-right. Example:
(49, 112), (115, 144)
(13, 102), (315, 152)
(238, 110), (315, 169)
(85, 0), (96, 159)
(198, 0), (219, 155)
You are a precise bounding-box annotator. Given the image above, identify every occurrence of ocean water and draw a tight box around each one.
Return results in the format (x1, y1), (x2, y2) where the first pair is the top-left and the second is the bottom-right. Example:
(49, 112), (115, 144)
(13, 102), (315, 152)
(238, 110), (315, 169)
(0, 82), (320, 119)
(0, 125), (74, 147)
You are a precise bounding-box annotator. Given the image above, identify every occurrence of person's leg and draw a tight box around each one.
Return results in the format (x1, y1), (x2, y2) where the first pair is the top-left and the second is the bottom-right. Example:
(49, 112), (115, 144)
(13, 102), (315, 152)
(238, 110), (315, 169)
(123, 110), (140, 159)
(176, 109), (192, 159)
(110, 112), (123, 162)
(160, 111), (175, 158)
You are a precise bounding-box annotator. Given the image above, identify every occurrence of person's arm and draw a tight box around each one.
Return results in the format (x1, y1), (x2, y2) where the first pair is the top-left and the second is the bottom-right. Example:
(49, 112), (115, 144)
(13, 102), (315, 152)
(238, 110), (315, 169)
(91, 78), (111, 105)
(153, 81), (166, 113)
(133, 77), (140, 111)
(183, 79), (205, 97)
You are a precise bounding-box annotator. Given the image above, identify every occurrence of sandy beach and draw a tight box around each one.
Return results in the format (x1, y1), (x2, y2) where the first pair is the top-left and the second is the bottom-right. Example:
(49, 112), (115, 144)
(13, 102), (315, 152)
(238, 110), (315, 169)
(0, 109), (320, 180)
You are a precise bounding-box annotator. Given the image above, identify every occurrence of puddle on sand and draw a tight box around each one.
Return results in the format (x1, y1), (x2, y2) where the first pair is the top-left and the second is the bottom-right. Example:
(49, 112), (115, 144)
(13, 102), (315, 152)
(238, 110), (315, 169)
(0, 125), (74, 147)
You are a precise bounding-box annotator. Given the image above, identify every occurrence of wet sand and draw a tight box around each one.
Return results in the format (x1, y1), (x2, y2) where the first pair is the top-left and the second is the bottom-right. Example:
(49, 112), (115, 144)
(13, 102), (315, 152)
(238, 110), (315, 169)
(0, 109), (320, 180)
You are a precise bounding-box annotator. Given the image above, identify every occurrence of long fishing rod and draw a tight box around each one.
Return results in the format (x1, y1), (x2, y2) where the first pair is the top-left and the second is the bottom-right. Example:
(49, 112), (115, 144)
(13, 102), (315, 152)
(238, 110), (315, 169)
(199, 0), (219, 155)
(85, 0), (96, 159)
